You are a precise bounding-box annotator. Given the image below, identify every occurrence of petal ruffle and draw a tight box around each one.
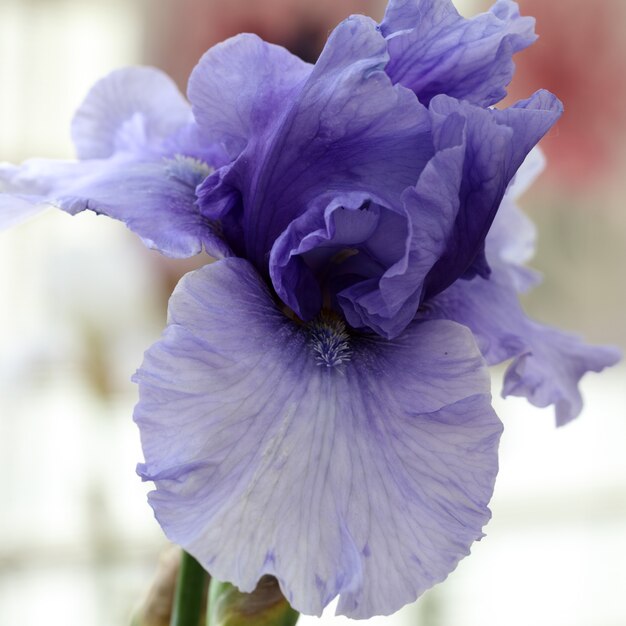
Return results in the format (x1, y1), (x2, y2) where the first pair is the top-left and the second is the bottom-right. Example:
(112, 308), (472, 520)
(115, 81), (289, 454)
(423, 90), (562, 297)
(269, 191), (410, 324)
(380, 0), (536, 106)
(427, 267), (621, 425)
(71, 67), (192, 159)
(196, 16), (432, 268)
(337, 111), (466, 338)
(135, 258), (502, 618)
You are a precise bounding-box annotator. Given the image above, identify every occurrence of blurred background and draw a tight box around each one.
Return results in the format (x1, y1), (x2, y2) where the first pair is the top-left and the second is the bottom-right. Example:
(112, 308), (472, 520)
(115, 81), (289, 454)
(1, 0), (625, 624)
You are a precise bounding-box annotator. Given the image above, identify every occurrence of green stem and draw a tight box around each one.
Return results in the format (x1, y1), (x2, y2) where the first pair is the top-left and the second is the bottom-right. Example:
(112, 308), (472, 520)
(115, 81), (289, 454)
(170, 551), (208, 626)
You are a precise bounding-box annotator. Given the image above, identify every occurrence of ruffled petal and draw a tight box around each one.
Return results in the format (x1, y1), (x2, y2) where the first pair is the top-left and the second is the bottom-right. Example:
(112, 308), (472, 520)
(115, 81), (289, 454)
(486, 147), (545, 291)
(196, 16), (432, 268)
(71, 67), (192, 159)
(338, 111), (466, 338)
(503, 324), (621, 426)
(135, 258), (502, 618)
(423, 90), (562, 297)
(381, 0), (536, 106)
(486, 147), (544, 268)
(269, 191), (410, 324)
(188, 34), (312, 160)
(426, 267), (620, 425)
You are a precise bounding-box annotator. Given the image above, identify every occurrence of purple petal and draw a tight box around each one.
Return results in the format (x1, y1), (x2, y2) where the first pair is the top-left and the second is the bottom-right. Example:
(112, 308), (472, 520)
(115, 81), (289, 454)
(381, 0), (536, 106)
(338, 111), (466, 337)
(427, 267), (620, 424)
(135, 258), (502, 618)
(71, 67), (192, 159)
(269, 191), (410, 324)
(196, 16), (432, 268)
(423, 91), (562, 297)
(1, 155), (228, 259)
(188, 34), (311, 160)
(503, 324), (621, 426)
(486, 148), (545, 291)
(60, 155), (231, 258)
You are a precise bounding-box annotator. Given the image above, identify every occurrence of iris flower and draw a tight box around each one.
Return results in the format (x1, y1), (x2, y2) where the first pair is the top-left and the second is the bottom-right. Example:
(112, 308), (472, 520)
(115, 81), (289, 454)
(0, 0), (619, 618)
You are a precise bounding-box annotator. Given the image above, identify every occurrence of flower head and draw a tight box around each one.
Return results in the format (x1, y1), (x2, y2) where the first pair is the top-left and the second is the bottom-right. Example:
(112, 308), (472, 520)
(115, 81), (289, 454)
(0, 0), (620, 618)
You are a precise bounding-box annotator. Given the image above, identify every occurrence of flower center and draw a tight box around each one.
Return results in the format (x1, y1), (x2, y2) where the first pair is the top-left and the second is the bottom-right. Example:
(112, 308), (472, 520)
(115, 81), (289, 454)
(308, 314), (351, 368)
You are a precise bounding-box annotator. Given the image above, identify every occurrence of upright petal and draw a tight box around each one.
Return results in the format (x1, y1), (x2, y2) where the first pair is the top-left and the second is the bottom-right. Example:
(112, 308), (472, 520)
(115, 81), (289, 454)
(188, 34), (312, 160)
(486, 147), (545, 269)
(269, 190), (411, 325)
(135, 258), (502, 618)
(71, 67), (192, 159)
(486, 147), (545, 291)
(380, 0), (536, 106)
(422, 91), (562, 297)
(426, 267), (620, 424)
(338, 111), (466, 338)
(196, 16), (432, 268)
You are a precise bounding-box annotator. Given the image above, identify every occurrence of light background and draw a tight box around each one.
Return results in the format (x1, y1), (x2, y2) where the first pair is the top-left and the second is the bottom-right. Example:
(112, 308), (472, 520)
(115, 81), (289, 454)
(1, 1), (625, 625)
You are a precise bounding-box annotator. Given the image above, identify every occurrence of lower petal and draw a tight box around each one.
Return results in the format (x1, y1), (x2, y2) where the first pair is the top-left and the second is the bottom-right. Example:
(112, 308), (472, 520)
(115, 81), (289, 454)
(135, 258), (502, 618)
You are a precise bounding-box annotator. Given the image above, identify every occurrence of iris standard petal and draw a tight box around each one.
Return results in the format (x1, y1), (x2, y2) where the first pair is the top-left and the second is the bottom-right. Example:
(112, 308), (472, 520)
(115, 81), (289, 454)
(71, 67), (192, 159)
(486, 148), (545, 291)
(338, 111), (466, 338)
(423, 90), (562, 297)
(380, 0), (536, 106)
(270, 191), (410, 323)
(426, 267), (621, 424)
(487, 148), (544, 269)
(188, 34), (312, 160)
(196, 16), (432, 268)
(134, 258), (502, 618)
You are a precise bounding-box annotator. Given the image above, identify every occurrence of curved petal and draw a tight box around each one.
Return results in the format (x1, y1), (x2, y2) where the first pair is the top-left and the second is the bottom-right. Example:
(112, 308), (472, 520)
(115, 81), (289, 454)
(503, 324), (621, 426)
(60, 155), (231, 258)
(188, 34), (312, 160)
(487, 147), (545, 268)
(485, 147), (545, 291)
(0, 154), (228, 259)
(380, 0), (536, 106)
(134, 258), (502, 618)
(338, 111), (466, 338)
(269, 191), (410, 323)
(71, 67), (192, 159)
(426, 267), (621, 425)
(197, 16), (432, 268)
(422, 90), (562, 297)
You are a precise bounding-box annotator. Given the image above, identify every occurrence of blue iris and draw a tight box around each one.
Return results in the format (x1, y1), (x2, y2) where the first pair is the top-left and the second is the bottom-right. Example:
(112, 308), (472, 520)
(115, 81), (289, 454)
(0, 0), (619, 618)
